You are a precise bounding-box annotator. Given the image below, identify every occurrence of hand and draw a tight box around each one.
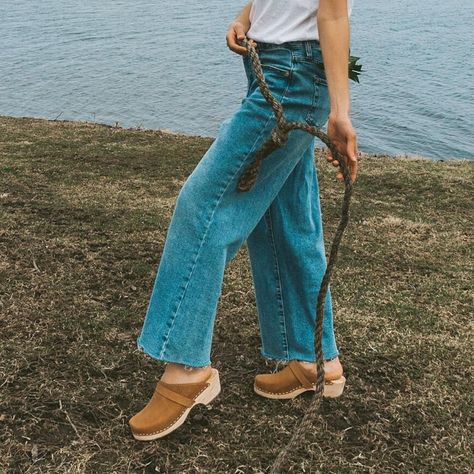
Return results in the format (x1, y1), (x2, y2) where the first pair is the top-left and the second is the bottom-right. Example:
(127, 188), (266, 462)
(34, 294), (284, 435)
(226, 21), (257, 55)
(326, 114), (358, 183)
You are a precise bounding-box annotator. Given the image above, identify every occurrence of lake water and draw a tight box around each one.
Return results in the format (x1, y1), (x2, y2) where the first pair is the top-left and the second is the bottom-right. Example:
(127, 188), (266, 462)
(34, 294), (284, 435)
(1, 0), (472, 160)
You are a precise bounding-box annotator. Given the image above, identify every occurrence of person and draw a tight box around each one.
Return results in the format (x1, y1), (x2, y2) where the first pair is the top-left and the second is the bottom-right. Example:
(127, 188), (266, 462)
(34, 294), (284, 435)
(129, 0), (359, 441)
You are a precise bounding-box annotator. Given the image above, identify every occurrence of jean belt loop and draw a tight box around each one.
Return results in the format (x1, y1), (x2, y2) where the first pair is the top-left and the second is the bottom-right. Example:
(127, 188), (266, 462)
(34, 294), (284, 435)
(305, 41), (312, 57)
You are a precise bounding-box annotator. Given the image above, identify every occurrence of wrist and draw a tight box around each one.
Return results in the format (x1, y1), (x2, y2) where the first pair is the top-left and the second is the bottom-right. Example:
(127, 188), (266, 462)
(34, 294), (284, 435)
(329, 111), (351, 122)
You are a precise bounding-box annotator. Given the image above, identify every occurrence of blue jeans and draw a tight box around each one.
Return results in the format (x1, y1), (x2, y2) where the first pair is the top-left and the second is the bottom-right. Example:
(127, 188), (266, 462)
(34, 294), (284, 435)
(137, 39), (339, 368)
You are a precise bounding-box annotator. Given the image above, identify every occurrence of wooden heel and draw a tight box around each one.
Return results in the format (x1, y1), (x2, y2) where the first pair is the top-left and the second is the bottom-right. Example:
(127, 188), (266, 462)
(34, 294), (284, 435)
(323, 375), (346, 398)
(196, 368), (221, 405)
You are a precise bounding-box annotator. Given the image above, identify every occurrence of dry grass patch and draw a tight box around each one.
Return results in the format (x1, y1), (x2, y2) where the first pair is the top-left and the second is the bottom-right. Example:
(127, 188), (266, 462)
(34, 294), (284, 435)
(1, 115), (473, 473)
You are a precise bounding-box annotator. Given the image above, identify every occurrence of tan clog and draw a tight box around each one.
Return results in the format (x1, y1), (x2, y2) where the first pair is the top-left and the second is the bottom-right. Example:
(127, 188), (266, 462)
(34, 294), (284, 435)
(129, 367), (221, 440)
(254, 360), (345, 399)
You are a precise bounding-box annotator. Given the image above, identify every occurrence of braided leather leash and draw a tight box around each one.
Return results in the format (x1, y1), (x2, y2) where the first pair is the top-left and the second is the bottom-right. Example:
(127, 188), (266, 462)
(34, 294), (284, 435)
(235, 37), (355, 473)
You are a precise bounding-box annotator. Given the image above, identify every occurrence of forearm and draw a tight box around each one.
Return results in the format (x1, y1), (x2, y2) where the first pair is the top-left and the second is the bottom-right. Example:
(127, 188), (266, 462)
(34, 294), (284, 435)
(317, 1), (351, 117)
(233, 1), (253, 31)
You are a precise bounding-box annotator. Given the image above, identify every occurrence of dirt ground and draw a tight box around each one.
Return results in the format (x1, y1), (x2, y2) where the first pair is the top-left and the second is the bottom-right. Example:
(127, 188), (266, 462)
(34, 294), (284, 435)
(0, 115), (472, 473)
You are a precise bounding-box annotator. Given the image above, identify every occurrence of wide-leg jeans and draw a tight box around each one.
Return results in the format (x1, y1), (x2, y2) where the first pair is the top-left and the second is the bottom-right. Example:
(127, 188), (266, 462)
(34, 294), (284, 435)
(137, 39), (339, 368)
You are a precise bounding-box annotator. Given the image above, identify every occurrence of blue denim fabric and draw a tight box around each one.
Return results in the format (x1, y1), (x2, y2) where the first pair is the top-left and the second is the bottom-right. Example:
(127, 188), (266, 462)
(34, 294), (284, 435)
(137, 39), (339, 368)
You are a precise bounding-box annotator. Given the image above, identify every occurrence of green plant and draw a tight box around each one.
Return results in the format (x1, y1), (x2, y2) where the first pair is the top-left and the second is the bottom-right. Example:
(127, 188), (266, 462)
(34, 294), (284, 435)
(348, 55), (364, 83)
(316, 54), (364, 83)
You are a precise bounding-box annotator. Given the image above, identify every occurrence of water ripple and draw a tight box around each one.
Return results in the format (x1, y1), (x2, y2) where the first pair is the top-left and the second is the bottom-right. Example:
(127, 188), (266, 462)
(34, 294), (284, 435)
(0, 0), (472, 159)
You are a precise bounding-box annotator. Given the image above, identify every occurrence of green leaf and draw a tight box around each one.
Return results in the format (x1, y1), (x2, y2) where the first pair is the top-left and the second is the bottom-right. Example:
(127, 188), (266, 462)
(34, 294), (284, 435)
(348, 55), (364, 83)
(315, 54), (365, 83)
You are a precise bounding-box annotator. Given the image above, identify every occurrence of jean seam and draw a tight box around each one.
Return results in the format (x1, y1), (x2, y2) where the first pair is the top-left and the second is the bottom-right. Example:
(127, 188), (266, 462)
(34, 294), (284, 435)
(306, 77), (321, 124)
(265, 204), (290, 359)
(158, 99), (285, 361)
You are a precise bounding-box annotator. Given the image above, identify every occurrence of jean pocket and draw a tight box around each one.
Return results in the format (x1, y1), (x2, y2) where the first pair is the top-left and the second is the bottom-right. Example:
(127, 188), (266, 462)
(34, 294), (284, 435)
(258, 48), (293, 78)
(293, 53), (328, 87)
(247, 48), (294, 103)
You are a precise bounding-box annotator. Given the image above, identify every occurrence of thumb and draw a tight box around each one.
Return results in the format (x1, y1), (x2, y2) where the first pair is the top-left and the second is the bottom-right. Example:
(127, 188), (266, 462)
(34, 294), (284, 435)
(235, 23), (245, 40)
(346, 135), (357, 162)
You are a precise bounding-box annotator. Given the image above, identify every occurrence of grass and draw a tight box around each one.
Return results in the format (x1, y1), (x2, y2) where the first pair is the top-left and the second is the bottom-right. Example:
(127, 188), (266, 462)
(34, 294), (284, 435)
(0, 115), (472, 473)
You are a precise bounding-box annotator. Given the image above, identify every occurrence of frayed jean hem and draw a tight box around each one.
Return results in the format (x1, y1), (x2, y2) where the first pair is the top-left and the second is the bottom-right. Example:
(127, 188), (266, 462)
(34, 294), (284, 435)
(261, 349), (339, 364)
(136, 337), (211, 369)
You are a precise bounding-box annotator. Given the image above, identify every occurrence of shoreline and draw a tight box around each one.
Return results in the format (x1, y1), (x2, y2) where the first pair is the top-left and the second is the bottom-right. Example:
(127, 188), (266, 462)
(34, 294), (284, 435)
(1, 114), (471, 162)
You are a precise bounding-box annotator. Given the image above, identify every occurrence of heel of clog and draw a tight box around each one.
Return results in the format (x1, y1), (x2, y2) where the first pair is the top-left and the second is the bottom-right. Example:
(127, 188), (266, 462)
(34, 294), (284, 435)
(196, 368), (221, 405)
(323, 375), (346, 398)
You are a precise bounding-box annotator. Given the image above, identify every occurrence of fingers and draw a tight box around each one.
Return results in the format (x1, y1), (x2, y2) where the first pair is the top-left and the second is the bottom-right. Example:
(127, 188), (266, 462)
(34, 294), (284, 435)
(326, 116), (359, 183)
(226, 23), (248, 56)
(327, 145), (357, 183)
(326, 149), (341, 182)
(326, 150), (339, 167)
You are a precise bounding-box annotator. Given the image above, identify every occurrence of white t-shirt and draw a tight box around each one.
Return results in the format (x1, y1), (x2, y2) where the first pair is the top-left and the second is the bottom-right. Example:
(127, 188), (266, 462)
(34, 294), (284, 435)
(247, 0), (355, 44)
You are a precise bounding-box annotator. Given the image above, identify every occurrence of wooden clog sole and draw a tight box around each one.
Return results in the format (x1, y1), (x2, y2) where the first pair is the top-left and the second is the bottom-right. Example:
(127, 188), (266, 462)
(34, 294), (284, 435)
(253, 375), (346, 400)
